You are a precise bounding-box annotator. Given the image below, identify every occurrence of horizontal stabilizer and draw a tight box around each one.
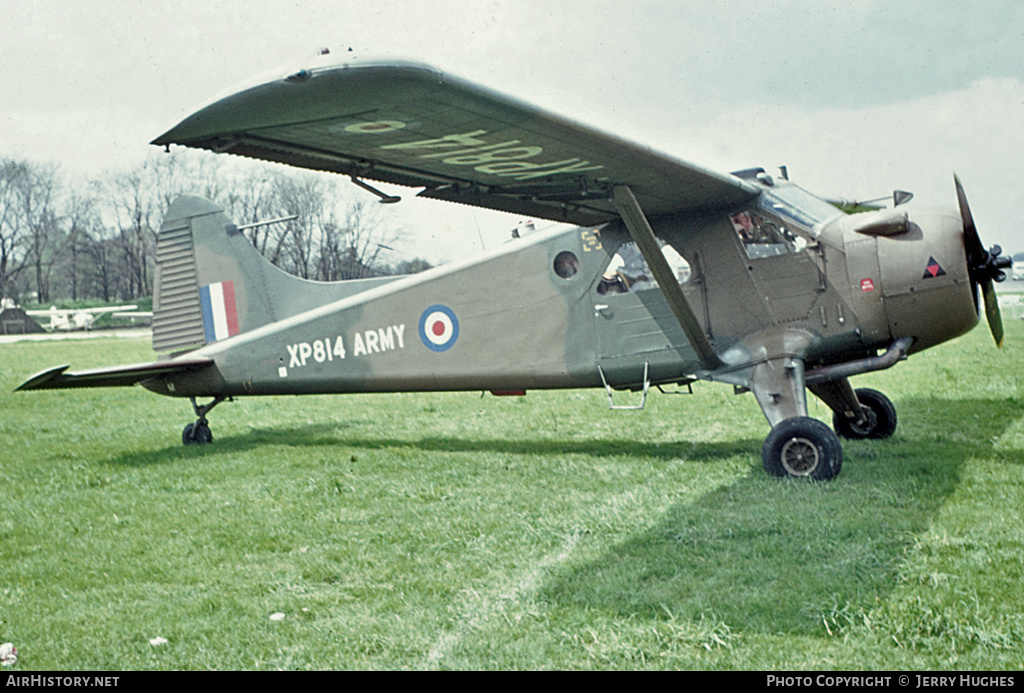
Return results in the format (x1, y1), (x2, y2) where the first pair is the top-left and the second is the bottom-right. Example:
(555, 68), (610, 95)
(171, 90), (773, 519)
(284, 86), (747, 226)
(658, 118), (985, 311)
(15, 359), (214, 391)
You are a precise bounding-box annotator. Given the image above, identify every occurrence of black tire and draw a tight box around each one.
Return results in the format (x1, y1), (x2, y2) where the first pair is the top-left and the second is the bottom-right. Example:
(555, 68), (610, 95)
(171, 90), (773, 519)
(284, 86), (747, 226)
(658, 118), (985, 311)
(832, 388), (897, 440)
(762, 417), (843, 480)
(182, 422), (213, 445)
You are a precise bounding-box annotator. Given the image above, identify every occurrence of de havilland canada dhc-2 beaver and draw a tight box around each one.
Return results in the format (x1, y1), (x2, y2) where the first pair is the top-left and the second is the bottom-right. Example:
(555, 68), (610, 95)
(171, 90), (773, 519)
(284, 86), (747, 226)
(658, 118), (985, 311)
(17, 50), (1012, 480)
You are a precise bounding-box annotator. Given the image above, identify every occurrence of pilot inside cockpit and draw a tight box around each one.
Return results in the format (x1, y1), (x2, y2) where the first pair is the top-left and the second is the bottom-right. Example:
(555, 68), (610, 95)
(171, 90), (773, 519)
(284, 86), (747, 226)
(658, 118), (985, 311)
(732, 211), (770, 243)
(731, 210), (802, 258)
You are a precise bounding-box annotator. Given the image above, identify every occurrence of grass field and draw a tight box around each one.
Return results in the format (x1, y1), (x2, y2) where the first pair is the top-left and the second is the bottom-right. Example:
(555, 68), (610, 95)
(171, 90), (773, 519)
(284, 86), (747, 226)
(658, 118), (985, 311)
(1, 308), (1023, 670)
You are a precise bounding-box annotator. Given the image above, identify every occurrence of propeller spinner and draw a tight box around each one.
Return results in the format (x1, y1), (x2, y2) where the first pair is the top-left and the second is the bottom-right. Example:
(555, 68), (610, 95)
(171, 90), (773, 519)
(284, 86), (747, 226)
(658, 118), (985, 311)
(955, 175), (1012, 347)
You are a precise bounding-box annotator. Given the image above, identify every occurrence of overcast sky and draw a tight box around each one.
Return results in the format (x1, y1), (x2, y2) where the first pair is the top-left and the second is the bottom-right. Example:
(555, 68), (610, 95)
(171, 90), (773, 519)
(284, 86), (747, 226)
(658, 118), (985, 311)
(3, 0), (1022, 262)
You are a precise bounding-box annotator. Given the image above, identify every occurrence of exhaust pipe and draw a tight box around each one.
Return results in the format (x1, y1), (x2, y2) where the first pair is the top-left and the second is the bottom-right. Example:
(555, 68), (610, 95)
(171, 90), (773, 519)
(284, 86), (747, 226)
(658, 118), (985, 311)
(805, 337), (914, 385)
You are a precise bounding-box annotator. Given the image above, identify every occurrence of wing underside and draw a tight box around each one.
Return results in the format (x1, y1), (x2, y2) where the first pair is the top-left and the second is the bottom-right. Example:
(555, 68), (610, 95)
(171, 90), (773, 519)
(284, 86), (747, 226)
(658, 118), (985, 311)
(153, 56), (757, 226)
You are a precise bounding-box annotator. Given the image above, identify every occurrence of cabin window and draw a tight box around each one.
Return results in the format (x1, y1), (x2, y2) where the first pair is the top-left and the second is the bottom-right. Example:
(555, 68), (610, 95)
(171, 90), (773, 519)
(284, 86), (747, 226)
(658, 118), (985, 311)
(553, 251), (579, 279)
(596, 241), (690, 294)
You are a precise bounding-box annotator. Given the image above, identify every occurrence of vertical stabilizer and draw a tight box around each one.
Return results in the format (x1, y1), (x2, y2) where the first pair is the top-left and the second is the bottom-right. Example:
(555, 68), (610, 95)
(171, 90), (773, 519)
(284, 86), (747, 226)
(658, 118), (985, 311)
(152, 196), (273, 354)
(152, 195), (402, 355)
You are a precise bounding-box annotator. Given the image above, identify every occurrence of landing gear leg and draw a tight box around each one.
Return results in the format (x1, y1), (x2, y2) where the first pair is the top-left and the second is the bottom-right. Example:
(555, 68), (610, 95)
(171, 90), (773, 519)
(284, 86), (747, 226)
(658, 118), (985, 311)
(182, 395), (228, 446)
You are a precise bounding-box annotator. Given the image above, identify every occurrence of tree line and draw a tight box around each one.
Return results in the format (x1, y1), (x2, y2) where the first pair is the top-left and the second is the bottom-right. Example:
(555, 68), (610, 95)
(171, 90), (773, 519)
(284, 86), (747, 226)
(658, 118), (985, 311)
(0, 151), (430, 305)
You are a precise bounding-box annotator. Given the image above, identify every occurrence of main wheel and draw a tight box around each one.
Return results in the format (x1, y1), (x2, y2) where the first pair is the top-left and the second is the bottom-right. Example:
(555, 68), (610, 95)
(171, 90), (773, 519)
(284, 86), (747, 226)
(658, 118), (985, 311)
(182, 422), (213, 446)
(763, 417), (843, 480)
(832, 388), (897, 440)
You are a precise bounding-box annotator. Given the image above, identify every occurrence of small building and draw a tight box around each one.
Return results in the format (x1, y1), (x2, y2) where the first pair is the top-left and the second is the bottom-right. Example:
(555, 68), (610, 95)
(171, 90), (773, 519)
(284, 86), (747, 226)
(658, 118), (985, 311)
(0, 304), (46, 335)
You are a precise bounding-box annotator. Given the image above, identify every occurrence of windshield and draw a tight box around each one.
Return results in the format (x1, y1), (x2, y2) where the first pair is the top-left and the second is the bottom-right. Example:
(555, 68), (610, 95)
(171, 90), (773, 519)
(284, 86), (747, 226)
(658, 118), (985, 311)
(758, 183), (844, 234)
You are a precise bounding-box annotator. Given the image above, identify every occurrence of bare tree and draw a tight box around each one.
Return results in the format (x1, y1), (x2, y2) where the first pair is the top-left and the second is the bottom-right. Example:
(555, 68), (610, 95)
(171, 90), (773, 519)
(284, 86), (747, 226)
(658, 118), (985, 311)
(1, 151), (411, 302)
(257, 169), (401, 281)
(90, 151), (229, 300)
(81, 232), (122, 303)
(0, 160), (31, 300)
(149, 149), (228, 210)
(0, 160), (67, 303)
(19, 164), (63, 304)
(106, 170), (150, 298)
(394, 257), (434, 275)
(214, 164), (279, 249)
(330, 197), (397, 280)
(271, 173), (331, 279)
(61, 185), (100, 301)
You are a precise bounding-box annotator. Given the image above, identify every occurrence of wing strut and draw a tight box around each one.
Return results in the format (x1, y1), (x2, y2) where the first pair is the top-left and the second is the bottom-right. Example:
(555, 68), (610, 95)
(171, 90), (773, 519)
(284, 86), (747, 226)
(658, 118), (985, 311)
(612, 185), (723, 371)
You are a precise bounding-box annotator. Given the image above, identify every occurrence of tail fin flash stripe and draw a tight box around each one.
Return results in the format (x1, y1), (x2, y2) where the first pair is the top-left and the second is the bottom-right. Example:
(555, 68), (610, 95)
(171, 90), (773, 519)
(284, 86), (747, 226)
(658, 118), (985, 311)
(199, 285), (215, 342)
(200, 281), (240, 342)
(222, 281), (240, 336)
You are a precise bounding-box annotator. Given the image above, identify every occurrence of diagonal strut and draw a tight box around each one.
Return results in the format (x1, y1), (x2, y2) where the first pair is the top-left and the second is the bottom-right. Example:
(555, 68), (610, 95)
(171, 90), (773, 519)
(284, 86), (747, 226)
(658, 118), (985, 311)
(613, 185), (723, 371)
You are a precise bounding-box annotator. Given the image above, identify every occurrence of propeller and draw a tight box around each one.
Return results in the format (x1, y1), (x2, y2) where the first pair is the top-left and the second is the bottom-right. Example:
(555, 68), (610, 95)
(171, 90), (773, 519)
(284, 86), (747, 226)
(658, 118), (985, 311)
(955, 175), (1012, 347)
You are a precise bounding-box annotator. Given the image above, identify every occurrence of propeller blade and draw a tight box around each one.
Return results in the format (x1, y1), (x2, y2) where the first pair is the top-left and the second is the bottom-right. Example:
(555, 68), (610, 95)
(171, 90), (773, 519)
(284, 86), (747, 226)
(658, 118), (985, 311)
(981, 279), (1005, 348)
(955, 174), (986, 269)
(956, 175), (1007, 347)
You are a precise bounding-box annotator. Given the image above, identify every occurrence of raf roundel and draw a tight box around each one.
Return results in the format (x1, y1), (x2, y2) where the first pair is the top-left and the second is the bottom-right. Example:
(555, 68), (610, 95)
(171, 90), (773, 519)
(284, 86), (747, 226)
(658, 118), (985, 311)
(339, 120), (407, 134)
(419, 304), (460, 352)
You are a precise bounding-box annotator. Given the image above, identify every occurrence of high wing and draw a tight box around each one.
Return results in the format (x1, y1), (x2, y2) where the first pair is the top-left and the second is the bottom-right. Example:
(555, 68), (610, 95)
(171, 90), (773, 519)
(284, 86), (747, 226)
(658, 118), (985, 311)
(82, 304), (139, 314)
(153, 54), (758, 226)
(25, 305), (138, 317)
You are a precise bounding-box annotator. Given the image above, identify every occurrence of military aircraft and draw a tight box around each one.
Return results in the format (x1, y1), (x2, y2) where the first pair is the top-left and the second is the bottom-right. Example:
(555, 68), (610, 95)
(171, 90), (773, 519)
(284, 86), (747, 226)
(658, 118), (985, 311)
(17, 51), (1012, 480)
(25, 304), (140, 331)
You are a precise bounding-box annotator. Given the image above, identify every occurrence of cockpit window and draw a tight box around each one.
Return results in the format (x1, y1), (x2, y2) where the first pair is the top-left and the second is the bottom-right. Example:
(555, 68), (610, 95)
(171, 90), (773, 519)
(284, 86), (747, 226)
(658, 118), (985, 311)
(759, 184), (843, 233)
(597, 241), (690, 295)
(731, 209), (808, 260)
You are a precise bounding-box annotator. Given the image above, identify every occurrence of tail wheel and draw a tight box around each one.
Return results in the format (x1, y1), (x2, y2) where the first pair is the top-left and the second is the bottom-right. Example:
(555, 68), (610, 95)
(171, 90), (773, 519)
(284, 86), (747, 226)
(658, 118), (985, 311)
(833, 388), (897, 440)
(763, 417), (843, 480)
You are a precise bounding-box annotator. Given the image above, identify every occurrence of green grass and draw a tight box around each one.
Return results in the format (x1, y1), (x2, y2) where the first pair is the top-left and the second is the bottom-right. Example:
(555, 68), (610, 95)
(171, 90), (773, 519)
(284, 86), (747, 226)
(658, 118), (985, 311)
(1, 314), (1023, 670)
